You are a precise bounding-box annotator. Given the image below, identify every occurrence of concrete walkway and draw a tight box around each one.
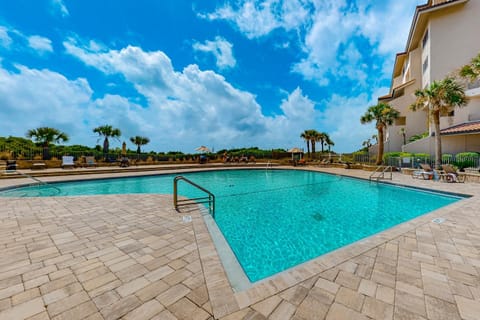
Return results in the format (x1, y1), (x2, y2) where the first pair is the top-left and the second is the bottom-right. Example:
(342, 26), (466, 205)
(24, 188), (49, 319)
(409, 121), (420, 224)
(0, 166), (479, 319)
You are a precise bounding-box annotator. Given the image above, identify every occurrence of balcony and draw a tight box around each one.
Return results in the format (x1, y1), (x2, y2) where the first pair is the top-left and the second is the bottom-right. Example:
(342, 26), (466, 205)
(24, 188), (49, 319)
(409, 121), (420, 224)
(466, 79), (480, 97)
(467, 79), (480, 90)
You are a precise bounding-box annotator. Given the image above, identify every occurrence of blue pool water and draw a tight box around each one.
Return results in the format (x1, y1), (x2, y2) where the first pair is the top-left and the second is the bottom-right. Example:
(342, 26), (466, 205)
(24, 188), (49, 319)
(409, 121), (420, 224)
(1, 169), (461, 282)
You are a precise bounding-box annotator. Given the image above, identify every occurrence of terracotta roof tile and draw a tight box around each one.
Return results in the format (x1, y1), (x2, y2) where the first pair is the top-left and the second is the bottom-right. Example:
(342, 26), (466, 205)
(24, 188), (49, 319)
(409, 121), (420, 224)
(441, 120), (480, 135)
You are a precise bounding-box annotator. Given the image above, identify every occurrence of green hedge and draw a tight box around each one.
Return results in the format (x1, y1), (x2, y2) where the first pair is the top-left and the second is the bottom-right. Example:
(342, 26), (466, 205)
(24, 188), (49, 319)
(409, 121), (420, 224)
(455, 152), (479, 160)
(383, 152), (413, 161)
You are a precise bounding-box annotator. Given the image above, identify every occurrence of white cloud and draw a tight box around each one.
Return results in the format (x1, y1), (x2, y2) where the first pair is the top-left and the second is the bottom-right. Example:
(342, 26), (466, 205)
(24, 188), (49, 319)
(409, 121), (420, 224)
(28, 35), (53, 54)
(193, 36), (236, 69)
(59, 40), (330, 151)
(0, 26), (12, 48)
(200, 0), (311, 39)
(203, 0), (423, 86)
(317, 85), (390, 152)
(0, 35), (384, 153)
(51, 0), (69, 17)
(319, 94), (375, 153)
(0, 64), (92, 140)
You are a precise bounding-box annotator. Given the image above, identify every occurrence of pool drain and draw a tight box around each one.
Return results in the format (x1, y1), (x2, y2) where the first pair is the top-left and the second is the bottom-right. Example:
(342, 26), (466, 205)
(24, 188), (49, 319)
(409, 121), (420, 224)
(312, 213), (324, 221)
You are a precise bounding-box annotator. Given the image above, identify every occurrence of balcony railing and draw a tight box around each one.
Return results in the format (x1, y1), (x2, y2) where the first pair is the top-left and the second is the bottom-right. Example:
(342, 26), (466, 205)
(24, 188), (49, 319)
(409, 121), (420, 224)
(467, 79), (480, 90)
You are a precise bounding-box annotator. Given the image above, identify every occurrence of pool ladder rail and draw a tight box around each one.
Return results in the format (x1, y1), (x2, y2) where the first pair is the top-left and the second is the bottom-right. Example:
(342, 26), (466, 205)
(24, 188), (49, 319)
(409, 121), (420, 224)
(173, 176), (215, 218)
(1, 170), (62, 195)
(369, 165), (393, 182)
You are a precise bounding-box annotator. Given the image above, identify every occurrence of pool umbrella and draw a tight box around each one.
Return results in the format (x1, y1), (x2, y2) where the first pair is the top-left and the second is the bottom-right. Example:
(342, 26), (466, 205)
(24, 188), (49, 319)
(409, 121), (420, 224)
(121, 141), (127, 156)
(195, 146), (211, 153)
(288, 147), (303, 160)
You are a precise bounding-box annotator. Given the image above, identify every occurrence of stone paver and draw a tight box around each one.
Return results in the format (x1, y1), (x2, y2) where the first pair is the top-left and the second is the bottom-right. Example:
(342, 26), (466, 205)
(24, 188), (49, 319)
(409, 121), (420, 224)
(0, 166), (479, 319)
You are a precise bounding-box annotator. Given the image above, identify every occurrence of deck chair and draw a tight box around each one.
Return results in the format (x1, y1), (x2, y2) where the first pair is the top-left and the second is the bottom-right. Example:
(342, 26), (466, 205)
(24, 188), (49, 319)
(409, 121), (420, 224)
(441, 164), (464, 183)
(412, 163), (434, 180)
(84, 156), (97, 168)
(318, 159), (330, 167)
(296, 158), (306, 166)
(61, 156), (75, 169)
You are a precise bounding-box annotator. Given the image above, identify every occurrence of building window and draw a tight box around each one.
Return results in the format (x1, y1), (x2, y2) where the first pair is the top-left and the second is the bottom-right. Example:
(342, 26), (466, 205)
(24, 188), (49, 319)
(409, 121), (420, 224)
(422, 56), (429, 73)
(422, 29), (429, 48)
(395, 117), (406, 126)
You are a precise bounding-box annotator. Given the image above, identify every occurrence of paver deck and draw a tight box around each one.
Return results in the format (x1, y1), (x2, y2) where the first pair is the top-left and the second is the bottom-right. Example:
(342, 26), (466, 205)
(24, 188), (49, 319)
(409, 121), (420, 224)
(0, 166), (479, 319)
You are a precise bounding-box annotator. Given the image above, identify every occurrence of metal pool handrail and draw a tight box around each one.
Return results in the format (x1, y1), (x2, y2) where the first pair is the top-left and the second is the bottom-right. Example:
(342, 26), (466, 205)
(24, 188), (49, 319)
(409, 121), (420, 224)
(173, 176), (215, 218)
(369, 165), (393, 181)
(10, 171), (62, 194)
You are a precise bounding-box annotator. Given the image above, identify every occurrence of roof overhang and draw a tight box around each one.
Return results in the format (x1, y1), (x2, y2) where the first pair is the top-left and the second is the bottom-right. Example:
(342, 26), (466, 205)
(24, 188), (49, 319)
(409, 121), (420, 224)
(392, 52), (407, 79)
(406, 0), (468, 52)
(378, 79), (416, 102)
(440, 120), (480, 135)
(389, 0), (468, 90)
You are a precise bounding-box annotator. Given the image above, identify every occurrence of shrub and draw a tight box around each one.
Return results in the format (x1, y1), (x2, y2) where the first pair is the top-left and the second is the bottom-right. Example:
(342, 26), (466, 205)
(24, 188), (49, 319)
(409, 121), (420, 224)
(383, 152), (413, 161)
(455, 152), (479, 160)
(0, 151), (12, 160)
(442, 154), (453, 161)
(454, 152), (479, 170)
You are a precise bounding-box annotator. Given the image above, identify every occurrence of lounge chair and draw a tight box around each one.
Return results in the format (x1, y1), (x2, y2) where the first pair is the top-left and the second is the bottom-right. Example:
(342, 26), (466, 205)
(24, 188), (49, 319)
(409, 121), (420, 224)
(199, 155), (207, 164)
(6, 160), (17, 171)
(412, 163), (434, 180)
(61, 156), (75, 169)
(318, 159), (330, 166)
(119, 157), (130, 167)
(84, 156), (97, 168)
(1, 160), (17, 172)
(32, 162), (46, 170)
(440, 164), (465, 183)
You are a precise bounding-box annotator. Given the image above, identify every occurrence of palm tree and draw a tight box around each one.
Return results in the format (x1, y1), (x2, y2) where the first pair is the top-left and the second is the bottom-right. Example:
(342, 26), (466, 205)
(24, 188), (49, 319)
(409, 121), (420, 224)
(130, 136), (150, 159)
(26, 127), (69, 160)
(410, 77), (467, 168)
(459, 52), (480, 81)
(300, 130), (313, 158)
(362, 138), (372, 150)
(93, 125), (122, 161)
(325, 135), (334, 152)
(310, 130), (321, 158)
(317, 132), (330, 153)
(360, 102), (400, 165)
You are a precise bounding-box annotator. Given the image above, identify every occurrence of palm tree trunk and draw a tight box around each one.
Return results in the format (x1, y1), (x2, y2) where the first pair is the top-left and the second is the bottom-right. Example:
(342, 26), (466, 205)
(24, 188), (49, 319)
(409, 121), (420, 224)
(311, 140), (316, 159)
(103, 137), (109, 161)
(320, 139), (324, 153)
(42, 143), (50, 160)
(306, 141), (310, 158)
(376, 127), (384, 165)
(433, 112), (442, 169)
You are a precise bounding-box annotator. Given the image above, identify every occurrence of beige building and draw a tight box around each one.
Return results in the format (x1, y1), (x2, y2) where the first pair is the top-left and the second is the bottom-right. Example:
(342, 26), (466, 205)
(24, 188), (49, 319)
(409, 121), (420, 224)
(378, 0), (480, 156)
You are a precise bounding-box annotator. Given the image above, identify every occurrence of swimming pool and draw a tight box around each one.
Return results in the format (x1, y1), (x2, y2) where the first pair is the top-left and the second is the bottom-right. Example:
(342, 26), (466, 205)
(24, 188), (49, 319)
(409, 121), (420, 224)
(1, 169), (462, 282)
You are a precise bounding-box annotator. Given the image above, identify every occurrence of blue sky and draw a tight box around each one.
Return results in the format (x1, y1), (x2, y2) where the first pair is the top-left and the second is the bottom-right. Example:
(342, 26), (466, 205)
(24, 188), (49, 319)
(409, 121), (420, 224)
(0, 0), (424, 153)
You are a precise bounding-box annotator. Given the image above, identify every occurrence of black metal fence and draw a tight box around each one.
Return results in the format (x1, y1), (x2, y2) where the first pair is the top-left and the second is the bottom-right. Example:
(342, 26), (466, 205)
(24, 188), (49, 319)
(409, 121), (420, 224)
(353, 153), (479, 170)
(0, 145), (276, 162)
